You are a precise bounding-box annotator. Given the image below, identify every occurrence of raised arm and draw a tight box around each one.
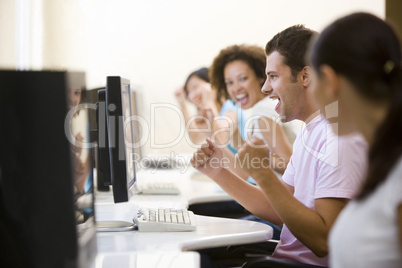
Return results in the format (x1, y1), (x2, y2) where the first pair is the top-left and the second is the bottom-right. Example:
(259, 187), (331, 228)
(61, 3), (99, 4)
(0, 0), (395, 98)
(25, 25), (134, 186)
(257, 116), (292, 174)
(237, 136), (350, 257)
(210, 110), (238, 148)
(191, 138), (282, 223)
(175, 86), (211, 145)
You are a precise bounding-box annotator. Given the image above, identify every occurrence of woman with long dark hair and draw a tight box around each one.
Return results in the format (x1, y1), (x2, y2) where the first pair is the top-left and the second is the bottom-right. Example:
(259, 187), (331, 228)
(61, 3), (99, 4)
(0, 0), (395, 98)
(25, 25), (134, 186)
(309, 12), (402, 267)
(175, 67), (246, 152)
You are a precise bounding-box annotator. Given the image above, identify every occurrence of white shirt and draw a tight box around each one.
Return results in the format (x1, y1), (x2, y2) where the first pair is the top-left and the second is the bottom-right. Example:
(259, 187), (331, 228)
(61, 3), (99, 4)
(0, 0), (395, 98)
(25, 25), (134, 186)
(329, 157), (402, 268)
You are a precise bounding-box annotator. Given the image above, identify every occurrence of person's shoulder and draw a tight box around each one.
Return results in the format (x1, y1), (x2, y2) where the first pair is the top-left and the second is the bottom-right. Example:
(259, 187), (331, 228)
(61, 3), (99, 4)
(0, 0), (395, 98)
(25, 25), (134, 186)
(220, 99), (236, 113)
(337, 133), (368, 153)
(222, 99), (235, 107)
(306, 118), (367, 154)
(338, 132), (366, 145)
(219, 99), (233, 115)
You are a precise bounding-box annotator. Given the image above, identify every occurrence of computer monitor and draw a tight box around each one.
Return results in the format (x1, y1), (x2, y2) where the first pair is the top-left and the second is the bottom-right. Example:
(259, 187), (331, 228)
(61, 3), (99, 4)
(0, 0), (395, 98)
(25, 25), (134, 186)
(96, 89), (112, 191)
(129, 89), (143, 163)
(0, 70), (96, 268)
(82, 87), (111, 192)
(105, 76), (137, 203)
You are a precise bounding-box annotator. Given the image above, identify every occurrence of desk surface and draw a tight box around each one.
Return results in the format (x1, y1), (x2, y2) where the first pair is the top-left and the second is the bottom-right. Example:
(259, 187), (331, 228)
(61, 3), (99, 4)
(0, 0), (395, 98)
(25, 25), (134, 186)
(96, 207), (272, 252)
(94, 251), (200, 268)
(136, 167), (234, 205)
(94, 167), (273, 268)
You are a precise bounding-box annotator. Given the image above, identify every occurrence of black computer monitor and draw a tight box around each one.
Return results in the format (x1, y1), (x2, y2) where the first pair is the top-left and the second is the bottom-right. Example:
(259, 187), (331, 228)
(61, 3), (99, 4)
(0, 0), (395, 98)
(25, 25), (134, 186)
(96, 89), (112, 191)
(105, 76), (137, 203)
(0, 70), (96, 268)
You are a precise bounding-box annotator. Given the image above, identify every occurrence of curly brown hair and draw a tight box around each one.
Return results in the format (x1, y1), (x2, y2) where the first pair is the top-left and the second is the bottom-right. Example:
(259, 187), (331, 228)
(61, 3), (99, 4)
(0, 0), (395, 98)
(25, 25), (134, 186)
(209, 44), (266, 103)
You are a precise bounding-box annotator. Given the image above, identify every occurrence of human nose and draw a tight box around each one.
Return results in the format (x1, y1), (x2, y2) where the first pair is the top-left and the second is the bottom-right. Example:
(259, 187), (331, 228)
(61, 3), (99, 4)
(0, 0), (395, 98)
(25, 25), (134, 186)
(231, 81), (243, 93)
(261, 78), (272, 95)
(187, 91), (195, 102)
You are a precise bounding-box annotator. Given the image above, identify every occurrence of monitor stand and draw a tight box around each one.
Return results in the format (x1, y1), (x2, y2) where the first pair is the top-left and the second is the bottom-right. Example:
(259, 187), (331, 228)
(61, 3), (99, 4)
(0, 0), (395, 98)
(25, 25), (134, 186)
(96, 220), (136, 232)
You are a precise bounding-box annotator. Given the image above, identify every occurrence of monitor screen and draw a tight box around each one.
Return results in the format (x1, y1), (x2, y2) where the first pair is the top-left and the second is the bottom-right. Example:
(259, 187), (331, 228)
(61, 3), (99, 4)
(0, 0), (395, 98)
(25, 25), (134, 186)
(0, 70), (96, 268)
(130, 90), (143, 164)
(121, 81), (136, 190)
(105, 76), (137, 203)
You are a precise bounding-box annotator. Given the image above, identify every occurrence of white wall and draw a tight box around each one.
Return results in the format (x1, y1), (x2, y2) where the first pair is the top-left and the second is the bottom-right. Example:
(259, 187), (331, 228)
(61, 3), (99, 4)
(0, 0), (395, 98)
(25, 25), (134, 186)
(0, 0), (16, 68)
(0, 0), (385, 155)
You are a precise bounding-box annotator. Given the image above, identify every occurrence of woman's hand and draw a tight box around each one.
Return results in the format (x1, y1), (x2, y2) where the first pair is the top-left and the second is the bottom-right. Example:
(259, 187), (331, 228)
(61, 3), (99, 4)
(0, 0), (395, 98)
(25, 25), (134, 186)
(174, 86), (187, 106)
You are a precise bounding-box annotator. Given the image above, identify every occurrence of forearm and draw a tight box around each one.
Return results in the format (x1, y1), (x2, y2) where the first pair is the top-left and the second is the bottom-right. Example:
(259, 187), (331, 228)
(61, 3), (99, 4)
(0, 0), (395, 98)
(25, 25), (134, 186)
(270, 154), (288, 175)
(188, 131), (210, 145)
(252, 169), (336, 257)
(184, 108), (211, 145)
(220, 148), (249, 180)
(211, 120), (232, 147)
(211, 110), (237, 147)
(260, 118), (292, 173)
(210, 167), (281, 223)
(178, 100), (190, 121)
(268, 135), (292, 163)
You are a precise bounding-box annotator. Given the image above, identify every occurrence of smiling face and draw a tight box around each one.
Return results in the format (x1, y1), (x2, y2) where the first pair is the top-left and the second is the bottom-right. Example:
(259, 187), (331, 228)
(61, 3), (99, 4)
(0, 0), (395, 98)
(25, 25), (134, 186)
(224, 60), (265, 109)
(261, 51), (308, 122)
(186, 75), (213, 109)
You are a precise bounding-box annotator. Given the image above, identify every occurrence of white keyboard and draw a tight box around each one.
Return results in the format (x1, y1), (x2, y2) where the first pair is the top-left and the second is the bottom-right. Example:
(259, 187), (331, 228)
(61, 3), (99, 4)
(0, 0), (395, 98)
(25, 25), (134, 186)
(134, 208), (197, 232)
(138, 181), (180, 195)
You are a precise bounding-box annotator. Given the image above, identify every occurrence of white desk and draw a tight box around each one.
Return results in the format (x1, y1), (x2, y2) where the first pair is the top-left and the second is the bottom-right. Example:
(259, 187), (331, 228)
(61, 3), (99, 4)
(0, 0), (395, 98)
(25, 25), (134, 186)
(93, 168), (273, 268)
(96, 203), (272, 252)
(94, 252), (200, 268)
(135, 167), (234, 205)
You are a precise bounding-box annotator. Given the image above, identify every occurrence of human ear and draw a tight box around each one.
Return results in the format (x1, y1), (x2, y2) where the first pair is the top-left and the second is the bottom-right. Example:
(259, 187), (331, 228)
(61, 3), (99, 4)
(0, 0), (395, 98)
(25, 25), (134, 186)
(301, 66), (311, 88)
(319, 65), (339, 101)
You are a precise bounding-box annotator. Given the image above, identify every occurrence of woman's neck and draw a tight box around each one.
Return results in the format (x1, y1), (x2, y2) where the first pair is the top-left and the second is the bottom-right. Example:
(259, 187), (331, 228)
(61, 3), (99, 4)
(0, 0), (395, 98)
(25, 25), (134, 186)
(358, 102), (389, 146)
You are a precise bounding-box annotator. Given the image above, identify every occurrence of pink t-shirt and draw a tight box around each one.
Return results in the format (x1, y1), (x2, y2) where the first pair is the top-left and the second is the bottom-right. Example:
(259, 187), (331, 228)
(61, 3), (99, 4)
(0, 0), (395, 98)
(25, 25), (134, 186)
(273, 114), (367, 266)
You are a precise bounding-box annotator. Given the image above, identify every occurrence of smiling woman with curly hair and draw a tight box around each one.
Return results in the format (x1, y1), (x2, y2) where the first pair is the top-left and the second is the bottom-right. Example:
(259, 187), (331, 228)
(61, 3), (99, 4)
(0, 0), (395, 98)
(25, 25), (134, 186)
(209, 44), (300, 175)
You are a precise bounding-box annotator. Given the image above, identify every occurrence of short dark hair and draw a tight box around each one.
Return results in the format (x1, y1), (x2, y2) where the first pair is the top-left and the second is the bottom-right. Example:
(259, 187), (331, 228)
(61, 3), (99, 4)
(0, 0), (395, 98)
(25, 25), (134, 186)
(265, 25), (316, 80)
(210, 44), (266, 102)
(183, 67), (210, 96)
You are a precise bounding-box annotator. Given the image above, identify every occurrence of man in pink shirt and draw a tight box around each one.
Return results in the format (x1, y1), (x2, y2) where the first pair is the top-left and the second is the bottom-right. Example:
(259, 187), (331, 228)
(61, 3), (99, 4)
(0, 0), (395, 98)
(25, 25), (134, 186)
(191, 25), (367, 267)
(269, 113), (366, 265)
